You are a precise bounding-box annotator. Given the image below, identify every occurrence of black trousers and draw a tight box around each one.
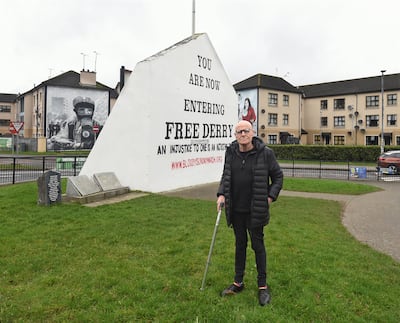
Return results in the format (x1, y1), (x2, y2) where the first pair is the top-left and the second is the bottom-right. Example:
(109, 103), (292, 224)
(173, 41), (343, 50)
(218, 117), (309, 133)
(232, 212), (267, 287)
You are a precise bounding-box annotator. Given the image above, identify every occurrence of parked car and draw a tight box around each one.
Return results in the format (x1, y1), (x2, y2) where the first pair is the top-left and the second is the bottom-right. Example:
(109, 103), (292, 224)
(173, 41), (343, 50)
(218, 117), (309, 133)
(377, 150), (400, 174)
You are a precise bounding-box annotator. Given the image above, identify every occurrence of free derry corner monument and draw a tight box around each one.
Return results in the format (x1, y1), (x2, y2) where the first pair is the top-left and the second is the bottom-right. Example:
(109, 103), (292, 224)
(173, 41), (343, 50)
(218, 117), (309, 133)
(76, 33), (238, 194)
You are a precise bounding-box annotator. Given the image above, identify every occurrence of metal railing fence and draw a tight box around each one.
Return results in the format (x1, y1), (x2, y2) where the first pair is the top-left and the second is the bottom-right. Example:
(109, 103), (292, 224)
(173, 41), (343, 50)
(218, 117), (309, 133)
(0, 155), (87, 185)
(0, 156), (398, 186)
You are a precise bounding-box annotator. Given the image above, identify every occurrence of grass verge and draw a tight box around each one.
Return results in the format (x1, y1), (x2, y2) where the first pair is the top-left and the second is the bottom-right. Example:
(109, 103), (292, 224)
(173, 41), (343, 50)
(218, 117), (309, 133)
(0, 181), (398, 322)
(283, 177), (382, 194)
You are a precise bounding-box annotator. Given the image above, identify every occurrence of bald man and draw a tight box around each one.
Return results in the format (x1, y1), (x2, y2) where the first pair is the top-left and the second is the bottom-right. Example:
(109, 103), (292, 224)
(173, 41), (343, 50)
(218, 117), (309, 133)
(217, 120), (283, 306)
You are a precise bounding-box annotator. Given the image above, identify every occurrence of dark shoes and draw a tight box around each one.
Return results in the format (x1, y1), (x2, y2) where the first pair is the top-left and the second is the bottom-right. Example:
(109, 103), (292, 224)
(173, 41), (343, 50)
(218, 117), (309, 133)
(221, 282), (244, 296)
(258, 286), (271, 306)
(221, 282), (271, 306)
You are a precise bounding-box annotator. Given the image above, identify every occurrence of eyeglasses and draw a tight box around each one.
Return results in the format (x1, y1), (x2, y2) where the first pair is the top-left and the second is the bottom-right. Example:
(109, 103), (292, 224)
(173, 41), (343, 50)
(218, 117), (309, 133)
(235, 129), (251, 135)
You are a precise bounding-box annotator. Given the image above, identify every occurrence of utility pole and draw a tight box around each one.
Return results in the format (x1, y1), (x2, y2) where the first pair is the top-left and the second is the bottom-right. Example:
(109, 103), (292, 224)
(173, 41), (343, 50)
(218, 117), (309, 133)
(380, 70), (386, 154)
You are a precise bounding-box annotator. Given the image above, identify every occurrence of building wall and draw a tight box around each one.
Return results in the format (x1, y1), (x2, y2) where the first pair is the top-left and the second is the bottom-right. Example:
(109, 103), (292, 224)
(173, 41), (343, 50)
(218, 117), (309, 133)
(27, 87), (46, 138)
(0, 100), (15, 136)
(303, 91), (400, 146)
(20, 94), (34, 138)
(257, 88), (302, 144)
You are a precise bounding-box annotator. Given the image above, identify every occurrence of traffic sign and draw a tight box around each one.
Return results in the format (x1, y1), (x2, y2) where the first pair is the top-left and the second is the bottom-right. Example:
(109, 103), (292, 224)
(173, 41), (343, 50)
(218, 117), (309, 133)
(93, 125), (100, 133)
(10, 121), (24, 134)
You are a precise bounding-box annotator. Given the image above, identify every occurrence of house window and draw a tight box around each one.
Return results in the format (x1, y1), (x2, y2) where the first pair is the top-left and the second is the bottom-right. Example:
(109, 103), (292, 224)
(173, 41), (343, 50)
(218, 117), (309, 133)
(366, 95), (379, 107)
(397, 136), (400, 145)
(20, 97), (24, 113)
(334, 116), (345, 127)
(366, 136), (379, 145)
(268, 134), (277, 144)
(283, 95), (289, 106)
(283, 114), (289, 125)
(268, 93), (278, 106)
(0, 119), (11, 126)
(314, 134), (321, 144)
(387, 114), (397, 126)
(268, 113), (278, 126)
(334, 98), (345, 110)
(320, 100), (328, 110)
(387, 94), (397, 106)
(0, 105), (11, 113)
(366, 115), (379, 127)
(334, 136), (345, 145)
(321, 116), (328, 127)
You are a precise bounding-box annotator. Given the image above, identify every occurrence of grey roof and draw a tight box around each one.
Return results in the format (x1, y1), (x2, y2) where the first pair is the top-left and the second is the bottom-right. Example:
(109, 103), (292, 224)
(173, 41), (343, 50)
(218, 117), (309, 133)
(20, 71), (119, 98)
(234, 73), (303, 94)
(299, 73), (400, 98)
(0, 93), (18, 103)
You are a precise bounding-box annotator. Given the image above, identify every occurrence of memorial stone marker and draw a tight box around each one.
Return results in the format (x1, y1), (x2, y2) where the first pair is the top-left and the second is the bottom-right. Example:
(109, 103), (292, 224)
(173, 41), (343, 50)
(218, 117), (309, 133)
(93, 172), (123, 191)
(66, 175), (102, 197)
(37, 170), (61, 205)
(80, 33), (238, 193)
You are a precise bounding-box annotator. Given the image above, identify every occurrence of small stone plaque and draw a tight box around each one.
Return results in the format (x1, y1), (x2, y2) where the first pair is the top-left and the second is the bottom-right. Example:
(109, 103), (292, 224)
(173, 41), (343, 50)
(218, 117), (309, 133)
(93, 172), (123, 191)
(66, 175), (101, 197)
(37, 171), (62, 205)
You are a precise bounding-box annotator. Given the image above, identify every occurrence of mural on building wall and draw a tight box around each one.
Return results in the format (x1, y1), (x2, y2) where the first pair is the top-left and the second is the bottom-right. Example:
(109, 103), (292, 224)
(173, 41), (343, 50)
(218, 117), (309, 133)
(237, 89), (258, 135)
(46, 87), (109, 150)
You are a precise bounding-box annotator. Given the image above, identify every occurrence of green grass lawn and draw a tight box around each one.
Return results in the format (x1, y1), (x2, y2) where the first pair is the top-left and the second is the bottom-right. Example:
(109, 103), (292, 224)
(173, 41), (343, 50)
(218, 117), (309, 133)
(0, 180), (399, 322)
(283, 177), (382, 195)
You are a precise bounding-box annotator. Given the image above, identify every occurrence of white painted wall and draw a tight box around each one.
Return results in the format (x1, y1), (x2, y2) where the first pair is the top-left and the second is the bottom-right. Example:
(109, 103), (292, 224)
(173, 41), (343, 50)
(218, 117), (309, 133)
(80, 33), (237, 192)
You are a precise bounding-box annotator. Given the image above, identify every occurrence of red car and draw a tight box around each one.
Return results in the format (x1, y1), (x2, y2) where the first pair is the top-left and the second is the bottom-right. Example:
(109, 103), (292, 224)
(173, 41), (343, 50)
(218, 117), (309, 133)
(377, 150), (400, 174)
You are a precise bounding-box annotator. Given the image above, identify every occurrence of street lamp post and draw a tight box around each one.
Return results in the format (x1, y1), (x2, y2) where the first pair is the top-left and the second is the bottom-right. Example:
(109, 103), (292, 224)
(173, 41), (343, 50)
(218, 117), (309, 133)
(380, 70), (386, 154)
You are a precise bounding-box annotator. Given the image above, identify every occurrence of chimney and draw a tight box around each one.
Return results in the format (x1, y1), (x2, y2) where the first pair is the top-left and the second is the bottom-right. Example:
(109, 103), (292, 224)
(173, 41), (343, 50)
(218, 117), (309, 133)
(118, 66), (132, 92)
(80, 70), (96, 86)
(120, 66), (125, 90)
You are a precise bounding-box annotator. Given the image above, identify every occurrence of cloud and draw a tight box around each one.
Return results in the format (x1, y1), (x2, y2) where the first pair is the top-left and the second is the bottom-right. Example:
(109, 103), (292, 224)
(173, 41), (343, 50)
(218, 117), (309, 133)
(1, 0), (400, 93)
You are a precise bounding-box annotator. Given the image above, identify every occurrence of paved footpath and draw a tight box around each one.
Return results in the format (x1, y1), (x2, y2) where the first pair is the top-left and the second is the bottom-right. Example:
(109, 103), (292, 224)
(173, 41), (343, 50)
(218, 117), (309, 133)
(342, 181), (400, 262)
(162, 181), (400, 262)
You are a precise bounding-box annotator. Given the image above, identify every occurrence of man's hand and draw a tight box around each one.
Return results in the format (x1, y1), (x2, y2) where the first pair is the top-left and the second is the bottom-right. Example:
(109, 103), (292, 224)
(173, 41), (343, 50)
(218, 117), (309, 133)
(217, 195), (225, 211)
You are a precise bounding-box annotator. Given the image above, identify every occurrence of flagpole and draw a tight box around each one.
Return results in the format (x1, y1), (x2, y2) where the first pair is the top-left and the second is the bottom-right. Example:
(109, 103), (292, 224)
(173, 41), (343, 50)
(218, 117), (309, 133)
(192, 0), (195, 35)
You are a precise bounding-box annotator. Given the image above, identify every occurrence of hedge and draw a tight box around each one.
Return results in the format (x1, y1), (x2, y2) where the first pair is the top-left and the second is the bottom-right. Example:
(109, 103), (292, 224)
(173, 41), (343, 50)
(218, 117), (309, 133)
(270, 145), (400, 162)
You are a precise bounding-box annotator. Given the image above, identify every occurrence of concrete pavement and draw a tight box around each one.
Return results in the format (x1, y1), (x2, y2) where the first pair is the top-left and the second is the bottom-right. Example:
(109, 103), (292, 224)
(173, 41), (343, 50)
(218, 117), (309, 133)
(342, 181), (400, 262)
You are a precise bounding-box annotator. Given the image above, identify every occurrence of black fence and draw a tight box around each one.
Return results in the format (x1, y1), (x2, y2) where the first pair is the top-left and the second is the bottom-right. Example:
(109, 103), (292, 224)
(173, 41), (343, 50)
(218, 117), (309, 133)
(0, 155), (87, 185)
(0, 156), (398, 186)
(281, 160), (377, 181)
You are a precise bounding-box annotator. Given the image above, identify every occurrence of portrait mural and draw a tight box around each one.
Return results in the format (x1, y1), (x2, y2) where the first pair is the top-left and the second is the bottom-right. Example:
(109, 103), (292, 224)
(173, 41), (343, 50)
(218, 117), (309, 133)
(237, 89), (258, 135)
(45, 87), (109, 150)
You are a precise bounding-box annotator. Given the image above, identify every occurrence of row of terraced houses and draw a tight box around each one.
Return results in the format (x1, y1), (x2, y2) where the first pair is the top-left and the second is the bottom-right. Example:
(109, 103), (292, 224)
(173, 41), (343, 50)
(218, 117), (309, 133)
(1, 68), (399, 151)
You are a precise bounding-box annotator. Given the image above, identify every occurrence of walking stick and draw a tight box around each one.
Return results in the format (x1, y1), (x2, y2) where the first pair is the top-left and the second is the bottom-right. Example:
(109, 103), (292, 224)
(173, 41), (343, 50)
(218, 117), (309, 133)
(200, 203), (224, 291)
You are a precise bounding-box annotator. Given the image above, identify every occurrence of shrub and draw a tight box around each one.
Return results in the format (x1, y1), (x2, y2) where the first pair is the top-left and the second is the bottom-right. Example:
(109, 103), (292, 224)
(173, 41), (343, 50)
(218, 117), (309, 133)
(271, 145), (400, 162)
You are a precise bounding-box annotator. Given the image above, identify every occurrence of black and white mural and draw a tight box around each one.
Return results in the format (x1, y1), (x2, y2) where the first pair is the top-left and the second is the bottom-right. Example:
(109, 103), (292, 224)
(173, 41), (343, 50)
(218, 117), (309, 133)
(46, 87), (109, 150)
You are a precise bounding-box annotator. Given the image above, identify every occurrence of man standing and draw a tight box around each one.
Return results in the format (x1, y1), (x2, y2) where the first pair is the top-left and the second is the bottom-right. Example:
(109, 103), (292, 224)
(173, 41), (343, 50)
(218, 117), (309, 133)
(217, 120), (283, 306)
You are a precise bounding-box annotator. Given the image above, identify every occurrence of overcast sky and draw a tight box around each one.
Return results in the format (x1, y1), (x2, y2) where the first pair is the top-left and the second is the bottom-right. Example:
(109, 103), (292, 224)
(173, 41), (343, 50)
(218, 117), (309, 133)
(2, 0), (399, 94)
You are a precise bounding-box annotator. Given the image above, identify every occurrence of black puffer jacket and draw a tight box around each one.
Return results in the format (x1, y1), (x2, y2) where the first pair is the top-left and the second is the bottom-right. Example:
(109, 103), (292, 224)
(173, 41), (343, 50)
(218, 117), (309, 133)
(217, 137), (283, 228)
